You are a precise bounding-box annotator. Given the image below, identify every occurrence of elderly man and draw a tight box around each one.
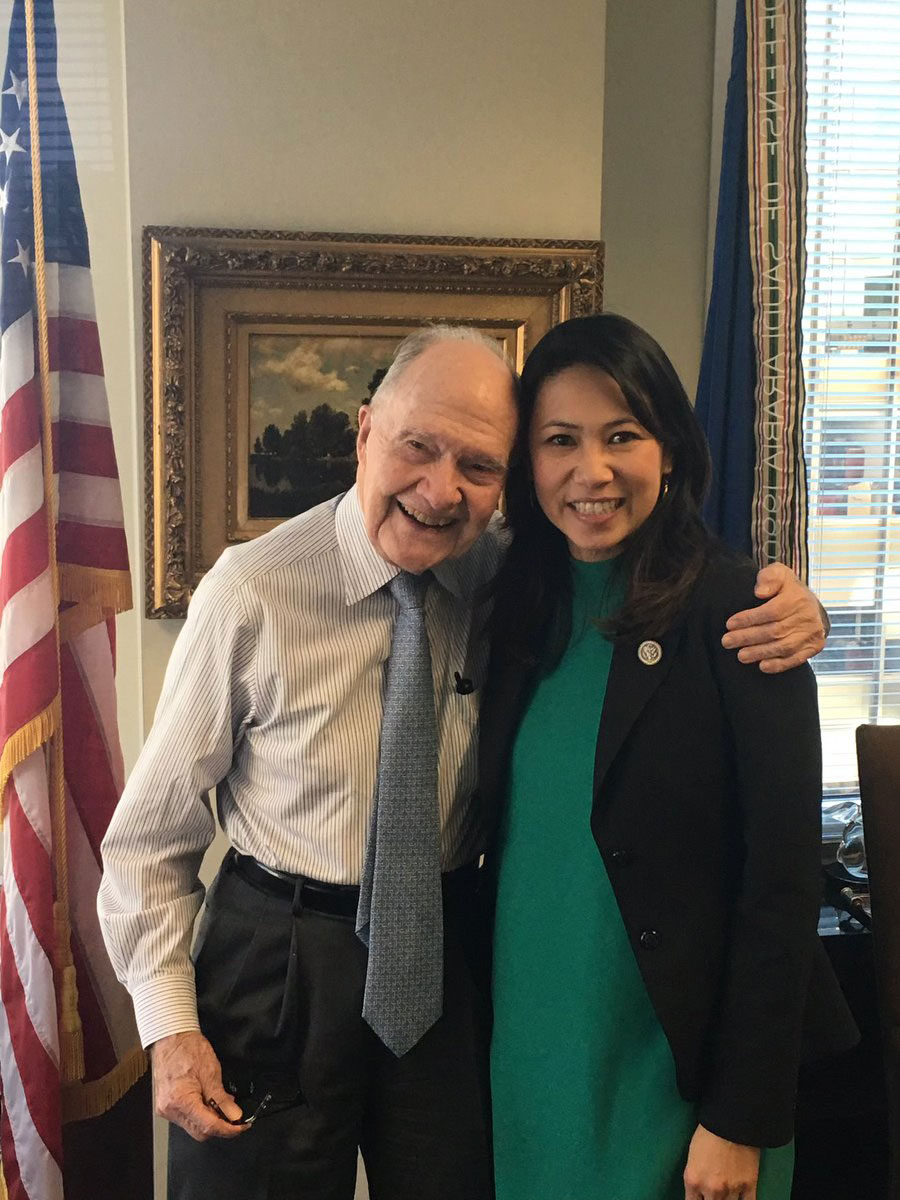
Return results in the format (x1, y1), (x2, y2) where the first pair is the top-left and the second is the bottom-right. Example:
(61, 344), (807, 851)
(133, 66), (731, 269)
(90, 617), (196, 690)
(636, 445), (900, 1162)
(99, 326), (826, 1200)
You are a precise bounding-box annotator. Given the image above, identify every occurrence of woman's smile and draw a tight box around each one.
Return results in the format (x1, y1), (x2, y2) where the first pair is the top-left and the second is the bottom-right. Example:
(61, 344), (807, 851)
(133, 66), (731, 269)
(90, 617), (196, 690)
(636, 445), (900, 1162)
(568, 498), (625, 519)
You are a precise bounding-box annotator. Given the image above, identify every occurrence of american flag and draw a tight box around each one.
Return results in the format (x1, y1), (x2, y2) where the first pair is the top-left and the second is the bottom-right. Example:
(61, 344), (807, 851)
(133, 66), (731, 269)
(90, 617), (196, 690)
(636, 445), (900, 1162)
(0, 2), (143, 1198)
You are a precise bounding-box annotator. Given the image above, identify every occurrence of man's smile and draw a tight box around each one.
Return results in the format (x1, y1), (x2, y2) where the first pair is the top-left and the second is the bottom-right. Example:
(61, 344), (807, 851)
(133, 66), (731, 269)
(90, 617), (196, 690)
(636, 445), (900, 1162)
(396, 499), (459, 529)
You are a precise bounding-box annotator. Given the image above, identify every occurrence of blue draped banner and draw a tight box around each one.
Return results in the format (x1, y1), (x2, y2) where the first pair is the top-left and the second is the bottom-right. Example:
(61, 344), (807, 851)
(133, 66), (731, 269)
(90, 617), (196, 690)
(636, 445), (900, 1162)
(696, 0), (809, 575)
(695, 0), (755, 557)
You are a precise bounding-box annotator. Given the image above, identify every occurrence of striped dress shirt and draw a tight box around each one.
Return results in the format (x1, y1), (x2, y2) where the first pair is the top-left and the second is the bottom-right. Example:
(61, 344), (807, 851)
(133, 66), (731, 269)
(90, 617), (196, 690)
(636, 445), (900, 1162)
(98, 487), (504, 1048)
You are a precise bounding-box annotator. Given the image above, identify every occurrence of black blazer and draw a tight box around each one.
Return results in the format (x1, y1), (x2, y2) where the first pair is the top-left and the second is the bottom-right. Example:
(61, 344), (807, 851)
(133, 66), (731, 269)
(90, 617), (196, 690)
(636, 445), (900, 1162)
(478, 551), (858, 1148)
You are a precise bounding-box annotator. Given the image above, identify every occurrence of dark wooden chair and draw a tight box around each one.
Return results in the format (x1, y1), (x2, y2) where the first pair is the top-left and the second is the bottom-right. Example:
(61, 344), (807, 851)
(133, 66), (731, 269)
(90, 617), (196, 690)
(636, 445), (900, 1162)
(857, 723), (900, 1199)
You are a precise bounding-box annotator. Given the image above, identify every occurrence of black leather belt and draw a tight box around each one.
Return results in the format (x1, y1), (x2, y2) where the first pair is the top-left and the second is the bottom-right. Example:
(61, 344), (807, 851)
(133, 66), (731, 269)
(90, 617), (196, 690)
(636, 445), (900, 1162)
(230, 852), (360, 918)
(229, 852), (478, 920)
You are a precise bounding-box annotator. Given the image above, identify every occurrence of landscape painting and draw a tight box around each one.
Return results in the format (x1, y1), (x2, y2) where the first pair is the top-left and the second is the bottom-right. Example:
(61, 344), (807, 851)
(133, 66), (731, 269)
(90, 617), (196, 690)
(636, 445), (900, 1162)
(247, 333), (399, 518)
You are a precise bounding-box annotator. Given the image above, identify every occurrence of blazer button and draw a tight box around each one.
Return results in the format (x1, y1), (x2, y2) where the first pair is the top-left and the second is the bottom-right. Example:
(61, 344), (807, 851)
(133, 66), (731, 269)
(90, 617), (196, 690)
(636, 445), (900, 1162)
(609, 849), (632, 866)
(639, 929), (660, 950)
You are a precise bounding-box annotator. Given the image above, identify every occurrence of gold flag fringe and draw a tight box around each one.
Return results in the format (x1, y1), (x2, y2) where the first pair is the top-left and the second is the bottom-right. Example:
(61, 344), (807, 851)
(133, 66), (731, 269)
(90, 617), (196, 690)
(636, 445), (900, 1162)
(60, 602), (118, 646)
(61, 1045), (148, 1124)
(53, 901), (84, 1084)
(58, 564), (133, 618)
(0, 1160), (7, 1200)
(0, 697), (60, 823)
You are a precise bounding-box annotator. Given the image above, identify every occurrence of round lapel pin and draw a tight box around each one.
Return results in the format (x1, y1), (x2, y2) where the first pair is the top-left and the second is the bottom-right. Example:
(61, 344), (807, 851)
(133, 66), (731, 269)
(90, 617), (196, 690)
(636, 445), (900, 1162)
(637, 640), (662, 666)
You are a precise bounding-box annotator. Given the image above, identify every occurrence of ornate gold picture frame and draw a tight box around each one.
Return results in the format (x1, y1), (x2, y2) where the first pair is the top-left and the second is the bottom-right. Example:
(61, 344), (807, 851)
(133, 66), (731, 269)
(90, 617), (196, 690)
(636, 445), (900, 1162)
(143, 227), (604, 617)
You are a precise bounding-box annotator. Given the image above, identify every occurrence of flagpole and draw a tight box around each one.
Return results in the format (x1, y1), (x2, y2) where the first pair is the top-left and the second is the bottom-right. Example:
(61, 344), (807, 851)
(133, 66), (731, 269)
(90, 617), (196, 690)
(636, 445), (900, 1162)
(23, 0), (84, 1086)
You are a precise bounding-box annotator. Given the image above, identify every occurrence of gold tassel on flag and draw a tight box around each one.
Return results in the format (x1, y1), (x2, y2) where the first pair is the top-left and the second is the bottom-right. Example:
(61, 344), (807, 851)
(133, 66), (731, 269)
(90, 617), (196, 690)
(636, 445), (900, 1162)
(53, 898), (85, 1084)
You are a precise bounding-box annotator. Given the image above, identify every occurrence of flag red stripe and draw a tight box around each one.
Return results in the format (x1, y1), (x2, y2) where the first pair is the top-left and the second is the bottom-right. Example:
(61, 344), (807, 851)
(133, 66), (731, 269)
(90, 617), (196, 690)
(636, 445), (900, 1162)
(0, 901), (63, 1168)
(47, 317), (103, 378)
(6, 782), (56, 964)
(56, 520), (129, 571)
(0, 377), (41, 487)
(57, 420), (120, 478)
(0, 632), (58, 754)
(0, 1101), (24, 1200)
(0, 507), (49, 613)
(0, 412), (120, 493)
(61, 641), (118, 861)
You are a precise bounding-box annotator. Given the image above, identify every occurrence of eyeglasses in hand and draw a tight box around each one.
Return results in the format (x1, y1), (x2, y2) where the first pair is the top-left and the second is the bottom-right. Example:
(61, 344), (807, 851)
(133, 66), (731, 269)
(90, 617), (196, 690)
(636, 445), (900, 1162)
(207, 1092), (272, 1127)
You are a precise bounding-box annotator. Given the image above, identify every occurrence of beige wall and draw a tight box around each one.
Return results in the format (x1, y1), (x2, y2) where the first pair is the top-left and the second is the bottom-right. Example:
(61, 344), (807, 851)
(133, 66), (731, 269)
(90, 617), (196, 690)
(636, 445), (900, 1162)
(11, 1), (719, 1195)
(602, 0), (716, 392)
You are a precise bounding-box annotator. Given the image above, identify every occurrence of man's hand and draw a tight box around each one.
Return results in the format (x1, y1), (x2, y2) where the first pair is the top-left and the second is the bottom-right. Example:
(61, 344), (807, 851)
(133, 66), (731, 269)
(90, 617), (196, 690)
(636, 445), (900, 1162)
(721, 562), (827, 674)
(151, 1030), (248, 1141)
(683, 1124), (760, 1200)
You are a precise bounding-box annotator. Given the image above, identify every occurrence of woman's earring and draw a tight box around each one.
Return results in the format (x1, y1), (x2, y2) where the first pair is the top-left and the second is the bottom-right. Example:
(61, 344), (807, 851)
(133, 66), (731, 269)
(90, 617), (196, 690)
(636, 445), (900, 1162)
(662, 475), (670, 498)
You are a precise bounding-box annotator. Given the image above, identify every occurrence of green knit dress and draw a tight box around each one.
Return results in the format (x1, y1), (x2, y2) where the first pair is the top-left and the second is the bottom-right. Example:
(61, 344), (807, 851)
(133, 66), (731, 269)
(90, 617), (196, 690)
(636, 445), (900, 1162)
(489, 557), (794, 1200)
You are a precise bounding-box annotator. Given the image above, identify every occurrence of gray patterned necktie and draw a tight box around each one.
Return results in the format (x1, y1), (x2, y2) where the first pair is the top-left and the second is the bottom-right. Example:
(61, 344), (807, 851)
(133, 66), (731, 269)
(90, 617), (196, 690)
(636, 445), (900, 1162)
(356, 571), (443, 1056)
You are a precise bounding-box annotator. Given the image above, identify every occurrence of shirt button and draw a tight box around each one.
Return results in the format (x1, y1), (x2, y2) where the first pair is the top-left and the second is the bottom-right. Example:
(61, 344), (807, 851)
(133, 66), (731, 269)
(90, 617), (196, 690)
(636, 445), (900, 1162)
(609, 849), (632, 866)
(639, 929), (660, 950)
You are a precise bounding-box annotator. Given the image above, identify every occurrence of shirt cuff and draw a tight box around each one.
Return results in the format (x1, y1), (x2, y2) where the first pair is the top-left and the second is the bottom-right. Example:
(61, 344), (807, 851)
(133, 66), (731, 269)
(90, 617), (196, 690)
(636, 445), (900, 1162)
(131, 974), (201, 1049)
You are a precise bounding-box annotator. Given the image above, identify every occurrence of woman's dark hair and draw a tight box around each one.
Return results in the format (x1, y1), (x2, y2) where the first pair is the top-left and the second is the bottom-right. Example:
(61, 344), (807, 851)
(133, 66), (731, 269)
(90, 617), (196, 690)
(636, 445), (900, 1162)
(490, 312), (713, 668)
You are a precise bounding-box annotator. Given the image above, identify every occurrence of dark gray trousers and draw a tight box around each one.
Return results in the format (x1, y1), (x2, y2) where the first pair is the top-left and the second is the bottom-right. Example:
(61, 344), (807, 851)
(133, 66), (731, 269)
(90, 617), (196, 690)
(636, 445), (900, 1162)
(168, 856), (493, 1200)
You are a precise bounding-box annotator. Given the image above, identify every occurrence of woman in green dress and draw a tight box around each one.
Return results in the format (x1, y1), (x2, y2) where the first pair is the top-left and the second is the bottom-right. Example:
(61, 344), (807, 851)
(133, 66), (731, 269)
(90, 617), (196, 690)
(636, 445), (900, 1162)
(480, 314), (856, 1200)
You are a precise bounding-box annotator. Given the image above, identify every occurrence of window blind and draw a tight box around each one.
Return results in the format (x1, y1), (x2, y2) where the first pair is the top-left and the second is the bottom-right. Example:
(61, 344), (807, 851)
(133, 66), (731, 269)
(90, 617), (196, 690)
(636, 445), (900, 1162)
(803, 0), (900, 802)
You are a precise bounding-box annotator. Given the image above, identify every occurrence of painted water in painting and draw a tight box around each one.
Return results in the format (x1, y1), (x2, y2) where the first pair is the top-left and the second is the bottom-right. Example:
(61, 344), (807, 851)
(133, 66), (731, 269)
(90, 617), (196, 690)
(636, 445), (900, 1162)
(248, 333), (399, 518)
